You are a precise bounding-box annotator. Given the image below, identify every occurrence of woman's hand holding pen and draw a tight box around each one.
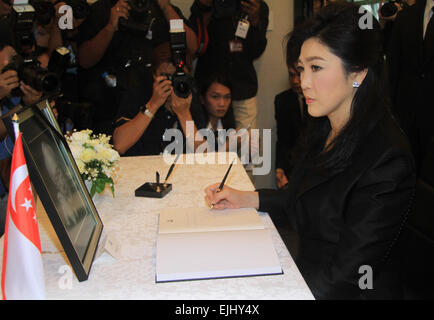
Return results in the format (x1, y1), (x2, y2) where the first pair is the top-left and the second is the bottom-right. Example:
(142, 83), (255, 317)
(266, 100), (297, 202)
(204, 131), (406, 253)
(204, 184), (259, 210)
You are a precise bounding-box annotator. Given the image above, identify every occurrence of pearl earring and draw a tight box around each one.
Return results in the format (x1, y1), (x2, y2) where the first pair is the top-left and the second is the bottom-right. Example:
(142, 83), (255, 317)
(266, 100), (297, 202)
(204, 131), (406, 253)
(352, 81), (360, 88)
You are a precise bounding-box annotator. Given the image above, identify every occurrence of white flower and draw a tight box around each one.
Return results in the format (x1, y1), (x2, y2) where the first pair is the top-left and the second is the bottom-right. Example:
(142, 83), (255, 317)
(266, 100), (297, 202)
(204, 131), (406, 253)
(66, 129), (120, 196)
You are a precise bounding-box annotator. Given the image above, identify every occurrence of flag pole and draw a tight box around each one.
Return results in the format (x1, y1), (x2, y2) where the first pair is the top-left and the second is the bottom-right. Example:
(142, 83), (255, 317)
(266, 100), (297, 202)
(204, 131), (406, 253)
(11, 113), (19, 140)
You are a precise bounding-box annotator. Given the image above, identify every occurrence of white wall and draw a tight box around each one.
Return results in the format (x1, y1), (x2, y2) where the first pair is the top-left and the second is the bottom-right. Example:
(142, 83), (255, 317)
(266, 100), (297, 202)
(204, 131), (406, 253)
(173, 0), (294, 188)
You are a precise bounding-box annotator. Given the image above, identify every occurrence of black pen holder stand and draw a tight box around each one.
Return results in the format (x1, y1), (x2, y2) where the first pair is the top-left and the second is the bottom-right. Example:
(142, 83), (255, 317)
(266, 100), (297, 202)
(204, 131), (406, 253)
(135, 182), (172, 198)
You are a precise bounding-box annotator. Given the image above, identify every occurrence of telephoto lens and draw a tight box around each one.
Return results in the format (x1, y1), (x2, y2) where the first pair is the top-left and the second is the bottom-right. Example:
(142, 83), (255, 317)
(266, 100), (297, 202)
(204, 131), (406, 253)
(3, 55), (60, 94)
(172, 73), (193, 99)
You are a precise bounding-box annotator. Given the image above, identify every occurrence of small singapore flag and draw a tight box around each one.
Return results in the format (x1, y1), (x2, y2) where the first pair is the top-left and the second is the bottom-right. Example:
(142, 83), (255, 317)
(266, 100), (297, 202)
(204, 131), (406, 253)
(1, 117), (45, 300)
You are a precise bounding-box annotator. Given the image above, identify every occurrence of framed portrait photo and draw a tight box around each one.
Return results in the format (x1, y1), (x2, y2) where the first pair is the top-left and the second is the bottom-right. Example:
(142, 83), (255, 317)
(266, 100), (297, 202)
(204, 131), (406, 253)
(1, 103), (103, 282)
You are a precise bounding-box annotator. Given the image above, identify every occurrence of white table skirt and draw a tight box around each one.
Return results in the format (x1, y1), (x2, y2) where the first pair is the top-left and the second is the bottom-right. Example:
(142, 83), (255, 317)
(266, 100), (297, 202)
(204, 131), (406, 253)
(1, 153), (314, 300)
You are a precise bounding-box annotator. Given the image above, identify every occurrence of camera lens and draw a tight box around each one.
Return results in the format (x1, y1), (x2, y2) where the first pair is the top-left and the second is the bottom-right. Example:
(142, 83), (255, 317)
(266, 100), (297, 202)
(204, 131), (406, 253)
(40, 73), (60, 93)
(173, 75), (192, 99)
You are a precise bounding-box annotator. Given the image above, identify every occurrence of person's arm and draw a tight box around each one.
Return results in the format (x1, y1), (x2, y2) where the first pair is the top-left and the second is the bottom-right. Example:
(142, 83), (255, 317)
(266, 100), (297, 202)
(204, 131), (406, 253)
(78, 0), (130, 69)
(113, 76), (172, 154)
(47, 2), (68, 56)
(158, 0), (198, 58)
(308, 151), (415, 299)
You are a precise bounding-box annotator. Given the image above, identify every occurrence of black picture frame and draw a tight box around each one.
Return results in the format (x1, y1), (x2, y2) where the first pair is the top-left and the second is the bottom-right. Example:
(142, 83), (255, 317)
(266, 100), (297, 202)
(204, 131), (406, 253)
(1, 102), (103, 282)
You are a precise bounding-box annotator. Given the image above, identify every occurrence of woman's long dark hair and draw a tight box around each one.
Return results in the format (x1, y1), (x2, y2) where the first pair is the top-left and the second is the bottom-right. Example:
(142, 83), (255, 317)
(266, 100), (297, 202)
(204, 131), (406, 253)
(198, 71), (236, 130)
(287, 2), (390, 173)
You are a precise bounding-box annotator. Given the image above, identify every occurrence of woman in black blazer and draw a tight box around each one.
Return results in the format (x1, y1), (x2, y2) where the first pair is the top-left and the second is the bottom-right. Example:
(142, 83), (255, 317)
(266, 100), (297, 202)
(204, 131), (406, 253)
(205, 3), (416, 299)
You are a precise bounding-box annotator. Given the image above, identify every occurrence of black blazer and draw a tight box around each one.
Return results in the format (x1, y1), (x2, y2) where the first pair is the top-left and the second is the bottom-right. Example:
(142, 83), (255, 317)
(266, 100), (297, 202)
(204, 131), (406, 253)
(259, 113), (416, 299)
(274, 89), (308, 177)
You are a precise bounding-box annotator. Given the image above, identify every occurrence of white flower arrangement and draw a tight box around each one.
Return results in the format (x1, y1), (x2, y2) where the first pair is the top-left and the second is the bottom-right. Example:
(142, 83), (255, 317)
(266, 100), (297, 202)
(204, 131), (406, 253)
(66, 129), (120, 197)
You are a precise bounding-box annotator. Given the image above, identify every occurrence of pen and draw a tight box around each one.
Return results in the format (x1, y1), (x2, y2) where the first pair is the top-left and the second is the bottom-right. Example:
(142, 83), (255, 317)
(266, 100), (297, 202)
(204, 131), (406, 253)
(164, 153), (180, 187)
(156, 171), (161, 192)
(210, 159), (235, 209)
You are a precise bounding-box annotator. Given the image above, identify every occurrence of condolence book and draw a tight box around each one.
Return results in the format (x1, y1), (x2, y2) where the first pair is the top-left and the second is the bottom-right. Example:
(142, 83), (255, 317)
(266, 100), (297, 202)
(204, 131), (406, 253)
(155, 207), (283, 282)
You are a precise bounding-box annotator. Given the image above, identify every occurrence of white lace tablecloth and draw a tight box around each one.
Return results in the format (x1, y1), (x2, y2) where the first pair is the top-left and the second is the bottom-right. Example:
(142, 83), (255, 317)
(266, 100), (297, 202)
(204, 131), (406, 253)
(1, 153), (314, 300)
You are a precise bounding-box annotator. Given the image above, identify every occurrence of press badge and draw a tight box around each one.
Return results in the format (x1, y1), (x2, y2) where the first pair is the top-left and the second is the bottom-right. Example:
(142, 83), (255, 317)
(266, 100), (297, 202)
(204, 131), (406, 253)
(235, 19), (250, 39)
(229, 39), (244, 53)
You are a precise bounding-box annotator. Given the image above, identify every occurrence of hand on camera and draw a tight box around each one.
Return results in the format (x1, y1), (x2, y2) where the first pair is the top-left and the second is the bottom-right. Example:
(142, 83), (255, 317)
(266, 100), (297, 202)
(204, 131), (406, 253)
(148, 75), (173, 111)
(241, 0), (260, 26)
(20, 82), (43, 106)
(170, 89), (192, 117)
(109, 0), (131, 31)
(0, 70), (19, 99)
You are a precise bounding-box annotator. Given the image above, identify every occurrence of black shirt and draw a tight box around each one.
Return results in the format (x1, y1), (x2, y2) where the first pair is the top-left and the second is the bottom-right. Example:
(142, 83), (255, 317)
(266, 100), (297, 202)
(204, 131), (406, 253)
(77, 0), (172, 88)
(274, 89), (308, 177)
(190, 1), (269, 100)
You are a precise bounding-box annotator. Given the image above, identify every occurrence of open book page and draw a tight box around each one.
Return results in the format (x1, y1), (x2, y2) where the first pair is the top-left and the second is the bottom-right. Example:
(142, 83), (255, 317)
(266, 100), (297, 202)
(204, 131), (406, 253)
(156, 229), (282, 282)
(158, 207), (264, 234)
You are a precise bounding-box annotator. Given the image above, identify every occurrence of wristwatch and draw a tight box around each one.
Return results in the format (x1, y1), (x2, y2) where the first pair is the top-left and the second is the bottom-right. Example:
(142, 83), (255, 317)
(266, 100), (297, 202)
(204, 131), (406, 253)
(139, 104), (154, 119)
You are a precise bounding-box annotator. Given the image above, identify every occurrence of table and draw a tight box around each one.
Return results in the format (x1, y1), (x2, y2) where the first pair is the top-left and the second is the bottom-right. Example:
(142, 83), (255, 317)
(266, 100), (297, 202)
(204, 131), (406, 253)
(1, 153), (314, 300)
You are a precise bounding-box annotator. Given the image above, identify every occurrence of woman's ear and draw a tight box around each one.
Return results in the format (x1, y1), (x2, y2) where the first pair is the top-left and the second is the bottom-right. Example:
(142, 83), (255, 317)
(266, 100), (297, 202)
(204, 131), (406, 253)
(351, 68), (368, 87)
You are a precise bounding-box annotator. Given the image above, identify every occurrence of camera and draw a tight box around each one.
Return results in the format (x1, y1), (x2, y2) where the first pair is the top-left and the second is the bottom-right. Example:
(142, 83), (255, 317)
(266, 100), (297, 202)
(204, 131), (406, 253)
(380, 0), (402, 18)
(9, 1), (36, 53)
(118, 0), (155, 35)
(167, 19), (194, 99)
(2, 54), (60, 95)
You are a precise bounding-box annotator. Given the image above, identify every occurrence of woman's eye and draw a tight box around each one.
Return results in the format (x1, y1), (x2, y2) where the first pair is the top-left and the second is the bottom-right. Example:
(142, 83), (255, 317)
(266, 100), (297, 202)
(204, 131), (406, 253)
(311, 65), (322, 71)
(296, 66), (304, 73)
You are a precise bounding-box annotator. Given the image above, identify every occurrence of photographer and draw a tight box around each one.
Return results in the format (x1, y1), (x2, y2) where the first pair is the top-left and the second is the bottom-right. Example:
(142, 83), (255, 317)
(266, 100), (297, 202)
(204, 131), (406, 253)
(190, 0), (269, 131)
(39, 0), (92, 132)
(112, 42), (206, 156)
(0, 37), (41, 236)
(77, 0), (198, 137)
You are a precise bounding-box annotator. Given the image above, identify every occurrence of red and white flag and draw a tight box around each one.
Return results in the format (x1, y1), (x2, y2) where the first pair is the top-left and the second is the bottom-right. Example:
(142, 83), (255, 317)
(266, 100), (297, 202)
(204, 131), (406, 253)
(1, 123), (45, 300)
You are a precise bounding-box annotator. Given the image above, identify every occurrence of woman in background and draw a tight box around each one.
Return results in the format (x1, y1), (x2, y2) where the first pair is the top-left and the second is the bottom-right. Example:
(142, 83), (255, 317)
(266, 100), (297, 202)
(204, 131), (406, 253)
(199, 71), (236, 151)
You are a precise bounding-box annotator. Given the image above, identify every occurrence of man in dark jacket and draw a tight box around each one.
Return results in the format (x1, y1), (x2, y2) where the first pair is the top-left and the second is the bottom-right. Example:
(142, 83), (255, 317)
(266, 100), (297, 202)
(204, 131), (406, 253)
(387, 0), (434, 173)
(274, 65), (308, 189)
